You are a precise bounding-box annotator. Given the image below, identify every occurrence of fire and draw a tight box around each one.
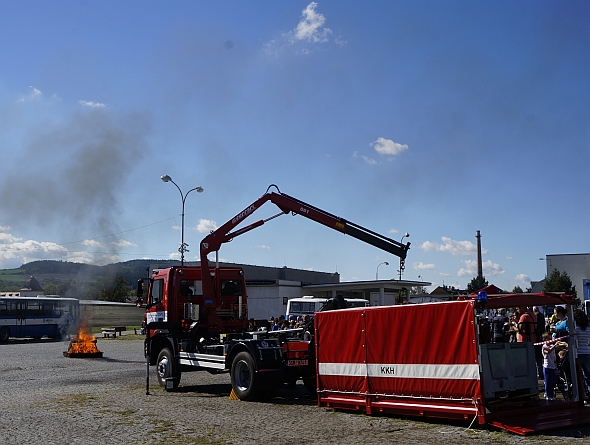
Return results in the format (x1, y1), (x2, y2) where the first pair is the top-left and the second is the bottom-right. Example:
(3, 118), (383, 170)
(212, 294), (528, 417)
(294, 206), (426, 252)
(65, 319), (102, 357)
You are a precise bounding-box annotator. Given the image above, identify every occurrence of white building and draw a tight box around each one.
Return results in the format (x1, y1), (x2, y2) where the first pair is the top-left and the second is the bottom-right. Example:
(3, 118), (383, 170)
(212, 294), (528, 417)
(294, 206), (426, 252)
(542, 254), (590, 301)
(147, 261), (429, 320)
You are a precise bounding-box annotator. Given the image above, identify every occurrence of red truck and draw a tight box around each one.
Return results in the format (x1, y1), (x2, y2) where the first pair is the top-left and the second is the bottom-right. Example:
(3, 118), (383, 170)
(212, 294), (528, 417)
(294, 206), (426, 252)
(142, 185), (589, 435)
(142, 185), (410, 399)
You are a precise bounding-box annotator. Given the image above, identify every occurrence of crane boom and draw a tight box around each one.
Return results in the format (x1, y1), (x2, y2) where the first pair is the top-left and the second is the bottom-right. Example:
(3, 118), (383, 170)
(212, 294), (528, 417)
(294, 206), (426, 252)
(199, 185), (410, 299)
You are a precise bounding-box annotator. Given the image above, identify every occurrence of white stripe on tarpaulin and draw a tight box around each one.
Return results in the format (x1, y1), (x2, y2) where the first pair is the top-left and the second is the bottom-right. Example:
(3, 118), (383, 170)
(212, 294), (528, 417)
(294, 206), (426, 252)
(318, 363), (480, 380)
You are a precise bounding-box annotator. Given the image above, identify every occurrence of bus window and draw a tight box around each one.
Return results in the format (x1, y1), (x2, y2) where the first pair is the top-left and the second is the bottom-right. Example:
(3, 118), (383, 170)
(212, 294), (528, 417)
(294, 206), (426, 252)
(26, 301), (41, 316)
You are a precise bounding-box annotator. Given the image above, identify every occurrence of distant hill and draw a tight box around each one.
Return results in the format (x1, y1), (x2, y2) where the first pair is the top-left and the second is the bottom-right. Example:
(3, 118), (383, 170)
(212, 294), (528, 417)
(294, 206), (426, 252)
(0, 259), (178, 294)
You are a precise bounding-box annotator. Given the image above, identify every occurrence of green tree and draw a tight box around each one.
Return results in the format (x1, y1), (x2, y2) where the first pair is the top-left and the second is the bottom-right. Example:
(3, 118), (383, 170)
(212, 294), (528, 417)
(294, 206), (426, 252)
(512, 285), (524, 293)
(467, 275), (488, 293)
(96, 275), (130, 302)
(410, 284), (427, 295)
(544, 269), (577, 299)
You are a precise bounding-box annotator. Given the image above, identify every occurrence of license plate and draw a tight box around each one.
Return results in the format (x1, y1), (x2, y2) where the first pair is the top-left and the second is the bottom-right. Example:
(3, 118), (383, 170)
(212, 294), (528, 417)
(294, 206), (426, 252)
(286, 359), (308, 367)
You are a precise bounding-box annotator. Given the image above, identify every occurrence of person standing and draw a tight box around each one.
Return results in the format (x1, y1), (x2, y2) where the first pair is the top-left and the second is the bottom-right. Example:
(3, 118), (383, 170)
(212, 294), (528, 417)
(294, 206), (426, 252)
(541, 332), (558, 400)
(534, 306), (546, 378)
(517, 306), (538, 343)
(552, 306), (569, 339)
(574, 309), (590, 391)
(491, 309), (509, 343)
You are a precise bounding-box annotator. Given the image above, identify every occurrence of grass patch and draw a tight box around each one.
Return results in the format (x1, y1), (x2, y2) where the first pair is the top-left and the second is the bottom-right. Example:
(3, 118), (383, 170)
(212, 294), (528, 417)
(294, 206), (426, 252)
(40, 393), (98, 413)
(145, 417), (230, 444)
(151, 419), (175, 434)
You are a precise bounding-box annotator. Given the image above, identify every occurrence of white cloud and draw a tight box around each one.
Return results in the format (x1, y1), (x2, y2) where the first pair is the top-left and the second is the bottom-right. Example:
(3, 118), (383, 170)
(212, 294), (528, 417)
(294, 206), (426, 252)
(265, 2), (336, 56)
(371, 137), (408, 156)
(388, 228), (399, 234)
(18, 86), (43, 102)
(353, 151), (378, 165)
(0, 225), (11, 232)
(110, 239), (136, 248)
(81, 239), (102, 247)
(79, 100), (106, 108)
(30, 86), (42, 97)
(103, 254), (121, 263)
(457, 259), (504, 277)
(413, 262), (435, 270)
(0, 231), (20, 244)
(506, 256), (513, 260)
(0, 237), (68, 268)
(335, 35), (347, 47)
(420, 236), (488, 256)
(254, 244), (271, 250)
(195, 219), (218, 233)
(66, 251), (93, 264)
(514, 274), (531, 288)
(293, 2), (332, 43)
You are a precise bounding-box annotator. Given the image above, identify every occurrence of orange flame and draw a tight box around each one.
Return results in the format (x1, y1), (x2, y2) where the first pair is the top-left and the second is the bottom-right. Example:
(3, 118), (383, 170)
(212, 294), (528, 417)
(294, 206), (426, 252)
(67, 319), (101, 354)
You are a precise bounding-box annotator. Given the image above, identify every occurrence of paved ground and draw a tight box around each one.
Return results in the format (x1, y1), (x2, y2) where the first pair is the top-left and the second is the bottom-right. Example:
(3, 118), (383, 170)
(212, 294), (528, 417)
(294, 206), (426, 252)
(1, 335), (590, 445)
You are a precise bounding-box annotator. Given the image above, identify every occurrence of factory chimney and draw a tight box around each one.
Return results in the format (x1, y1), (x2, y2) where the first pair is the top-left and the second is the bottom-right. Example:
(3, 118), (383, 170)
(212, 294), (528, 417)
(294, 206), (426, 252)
(476, 230), (483, 277)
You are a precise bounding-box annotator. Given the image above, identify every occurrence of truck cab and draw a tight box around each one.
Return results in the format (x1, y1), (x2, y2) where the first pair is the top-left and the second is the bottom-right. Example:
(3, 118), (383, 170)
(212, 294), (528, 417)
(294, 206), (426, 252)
(145, 265), (248, 338)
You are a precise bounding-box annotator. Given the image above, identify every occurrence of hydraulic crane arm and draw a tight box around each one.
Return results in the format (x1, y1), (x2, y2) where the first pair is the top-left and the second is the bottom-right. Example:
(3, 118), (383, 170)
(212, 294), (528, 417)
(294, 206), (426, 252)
(199, 185), (410, 298)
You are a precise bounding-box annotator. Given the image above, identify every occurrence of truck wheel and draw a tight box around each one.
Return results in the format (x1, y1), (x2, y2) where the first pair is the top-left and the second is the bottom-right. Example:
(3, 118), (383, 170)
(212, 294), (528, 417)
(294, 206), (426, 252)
(231, 352), (261, 401)
(0, 327), (9, 343)
(156, 348), (180, 389)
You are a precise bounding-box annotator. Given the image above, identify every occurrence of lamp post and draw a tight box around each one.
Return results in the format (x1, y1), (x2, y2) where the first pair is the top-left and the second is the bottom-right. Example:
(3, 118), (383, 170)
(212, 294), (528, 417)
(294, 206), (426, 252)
(398, 232), (410, 279)
(161, 175), (203, 266)
(376, 261), (389, 280)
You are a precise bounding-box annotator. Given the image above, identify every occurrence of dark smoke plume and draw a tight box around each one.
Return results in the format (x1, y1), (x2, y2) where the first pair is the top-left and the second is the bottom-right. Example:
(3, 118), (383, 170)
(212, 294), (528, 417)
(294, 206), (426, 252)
(0, 108), (152, 263)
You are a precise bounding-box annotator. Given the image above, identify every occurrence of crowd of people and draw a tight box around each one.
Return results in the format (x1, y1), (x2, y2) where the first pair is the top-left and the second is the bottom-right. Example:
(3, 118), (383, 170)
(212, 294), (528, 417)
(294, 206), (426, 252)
(487, 305), (590, 401)
(265, 314), (311, 331)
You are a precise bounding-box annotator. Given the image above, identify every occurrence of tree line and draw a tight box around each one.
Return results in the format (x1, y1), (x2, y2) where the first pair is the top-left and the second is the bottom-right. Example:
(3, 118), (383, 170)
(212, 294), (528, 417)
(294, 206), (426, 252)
(1, 259), (172, 303)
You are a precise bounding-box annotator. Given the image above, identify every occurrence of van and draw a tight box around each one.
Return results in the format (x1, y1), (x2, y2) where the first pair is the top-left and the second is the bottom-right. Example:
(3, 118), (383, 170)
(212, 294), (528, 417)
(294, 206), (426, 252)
(286, 296), (369, 319)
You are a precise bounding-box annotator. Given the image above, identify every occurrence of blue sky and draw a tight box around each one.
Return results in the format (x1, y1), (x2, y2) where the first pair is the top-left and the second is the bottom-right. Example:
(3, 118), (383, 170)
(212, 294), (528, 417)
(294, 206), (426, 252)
(0, 1), (588, 292)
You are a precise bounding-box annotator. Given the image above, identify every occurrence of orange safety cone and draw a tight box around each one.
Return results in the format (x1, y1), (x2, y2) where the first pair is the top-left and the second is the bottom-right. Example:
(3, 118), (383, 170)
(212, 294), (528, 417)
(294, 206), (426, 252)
(229, 389), (239, 400)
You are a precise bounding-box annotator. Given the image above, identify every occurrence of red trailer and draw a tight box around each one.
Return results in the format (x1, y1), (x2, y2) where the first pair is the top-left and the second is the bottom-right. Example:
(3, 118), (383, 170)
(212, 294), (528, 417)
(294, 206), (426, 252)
(314, 293), (590, 435)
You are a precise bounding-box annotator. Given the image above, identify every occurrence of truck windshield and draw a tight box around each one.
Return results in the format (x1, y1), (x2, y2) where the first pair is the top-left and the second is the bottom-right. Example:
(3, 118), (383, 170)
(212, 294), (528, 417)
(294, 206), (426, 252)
(220, 280), (242, 296)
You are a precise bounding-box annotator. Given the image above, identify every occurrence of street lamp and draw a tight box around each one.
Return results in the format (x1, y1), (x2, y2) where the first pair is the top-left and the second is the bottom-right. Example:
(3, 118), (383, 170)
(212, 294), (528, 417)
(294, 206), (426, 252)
(376, 261), (389, 280)
(161, 175), (204, 266)
(398, 232), (410, 279)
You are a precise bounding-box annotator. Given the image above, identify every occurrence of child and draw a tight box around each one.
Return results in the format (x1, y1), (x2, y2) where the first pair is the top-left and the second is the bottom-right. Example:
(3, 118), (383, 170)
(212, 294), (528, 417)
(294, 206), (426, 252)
(541, 332), (558, 400)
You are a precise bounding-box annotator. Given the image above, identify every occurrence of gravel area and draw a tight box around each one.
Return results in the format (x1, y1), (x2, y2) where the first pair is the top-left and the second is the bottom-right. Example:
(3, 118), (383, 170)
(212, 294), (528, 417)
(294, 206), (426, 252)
(1, 335), (590, 445)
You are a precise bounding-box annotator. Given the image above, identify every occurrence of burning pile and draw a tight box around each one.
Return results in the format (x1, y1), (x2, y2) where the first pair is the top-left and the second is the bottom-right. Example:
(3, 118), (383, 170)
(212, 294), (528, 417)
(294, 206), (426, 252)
(63, 319), (103, 358)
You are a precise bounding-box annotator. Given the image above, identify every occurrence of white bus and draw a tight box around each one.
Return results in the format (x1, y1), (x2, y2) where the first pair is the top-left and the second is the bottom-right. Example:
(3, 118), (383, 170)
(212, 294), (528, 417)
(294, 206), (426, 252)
(0, 296), (80, 342)
(286, 296), (369, 319)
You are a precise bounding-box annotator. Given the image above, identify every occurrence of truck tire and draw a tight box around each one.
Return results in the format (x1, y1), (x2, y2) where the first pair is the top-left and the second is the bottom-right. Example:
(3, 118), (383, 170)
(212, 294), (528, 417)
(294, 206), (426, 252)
(231, 351), (262, 401)
(0, 327), (9, 343)
(156, 348), (180, 390)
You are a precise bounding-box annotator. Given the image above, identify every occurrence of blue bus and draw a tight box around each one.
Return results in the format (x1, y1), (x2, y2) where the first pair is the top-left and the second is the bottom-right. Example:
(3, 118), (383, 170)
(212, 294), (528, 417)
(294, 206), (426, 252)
(0, 296), (80, 342)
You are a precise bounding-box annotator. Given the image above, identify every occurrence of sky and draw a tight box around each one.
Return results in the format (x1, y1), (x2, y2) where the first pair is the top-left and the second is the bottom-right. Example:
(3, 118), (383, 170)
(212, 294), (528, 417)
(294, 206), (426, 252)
(0, 1), (589, 292)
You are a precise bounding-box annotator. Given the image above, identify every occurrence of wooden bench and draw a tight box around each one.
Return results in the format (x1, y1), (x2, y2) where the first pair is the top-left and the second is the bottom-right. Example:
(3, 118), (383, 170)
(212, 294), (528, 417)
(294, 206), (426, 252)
(101, 326), (126, 338)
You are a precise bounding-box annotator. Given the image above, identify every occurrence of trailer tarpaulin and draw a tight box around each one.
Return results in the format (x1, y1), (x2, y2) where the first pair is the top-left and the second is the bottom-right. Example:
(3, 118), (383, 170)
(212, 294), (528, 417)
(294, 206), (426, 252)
(315, 300), (481, 414)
